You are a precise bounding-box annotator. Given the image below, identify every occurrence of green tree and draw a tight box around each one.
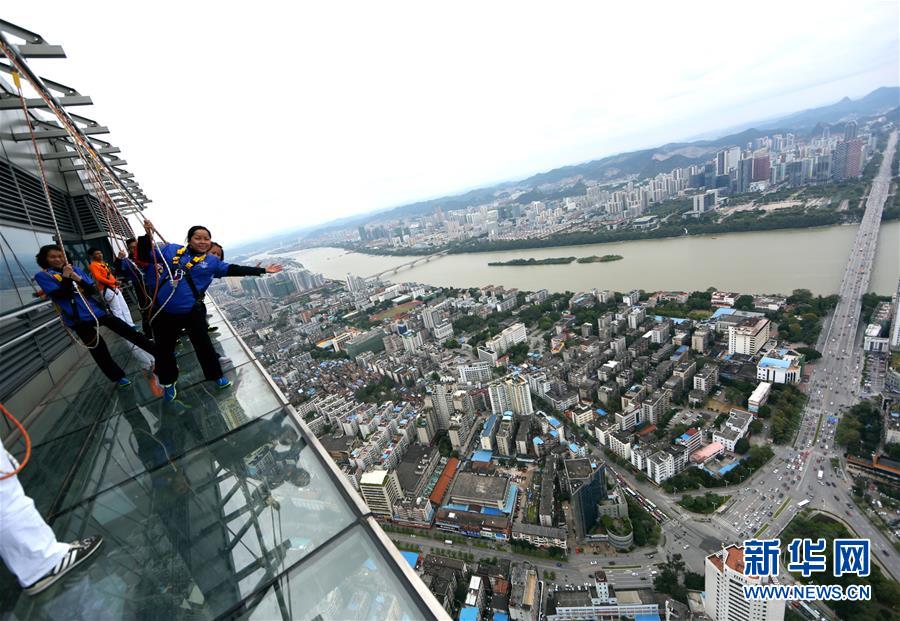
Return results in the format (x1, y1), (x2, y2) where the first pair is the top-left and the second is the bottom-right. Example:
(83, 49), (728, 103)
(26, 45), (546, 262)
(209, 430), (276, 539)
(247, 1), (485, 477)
(733, 295), (755, 311)
(684, 571), (704, 590)
(734, 438), (750, 455)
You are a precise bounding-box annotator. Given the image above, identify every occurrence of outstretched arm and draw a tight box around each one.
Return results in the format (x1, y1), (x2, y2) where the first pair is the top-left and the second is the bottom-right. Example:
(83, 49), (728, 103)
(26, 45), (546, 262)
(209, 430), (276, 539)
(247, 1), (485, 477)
(216, 263), (283, 278)
(136, 219), (166, 263)
(225, 263), (282, 276)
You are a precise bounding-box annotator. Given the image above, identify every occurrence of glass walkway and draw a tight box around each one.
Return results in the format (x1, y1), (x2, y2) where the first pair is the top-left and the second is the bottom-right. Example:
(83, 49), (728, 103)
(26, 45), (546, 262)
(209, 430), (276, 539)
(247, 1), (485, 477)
(0, 304), (447, 620)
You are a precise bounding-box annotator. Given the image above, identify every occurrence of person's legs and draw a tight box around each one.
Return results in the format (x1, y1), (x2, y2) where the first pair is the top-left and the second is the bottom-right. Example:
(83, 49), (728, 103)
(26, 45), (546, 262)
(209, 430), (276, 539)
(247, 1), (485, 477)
(186, 307), (224, 381)
(149, 312), (182, 386)
(99, 315), (156, 357)
(0, 438), (69, 588)
(72, 323), (124, 381)
(102, 292), (154, 370)
(104, 289), (134, 327)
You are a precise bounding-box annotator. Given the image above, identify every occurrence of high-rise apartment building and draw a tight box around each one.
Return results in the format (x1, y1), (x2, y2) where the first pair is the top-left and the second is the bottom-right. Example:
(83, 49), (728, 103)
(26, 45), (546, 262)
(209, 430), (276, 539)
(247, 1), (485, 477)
(704, 545), (785, 621)
(488, 376), (534, 416)
(426, 382), (456, 431)
(564, 459), (607, 541)
(727, 318), (772, 355)
(359, 469), (403, 517)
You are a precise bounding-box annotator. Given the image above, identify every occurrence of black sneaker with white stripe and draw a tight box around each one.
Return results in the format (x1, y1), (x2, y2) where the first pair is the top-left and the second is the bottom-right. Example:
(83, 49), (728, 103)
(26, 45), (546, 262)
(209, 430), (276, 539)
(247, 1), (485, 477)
(24, 536), (103, 596)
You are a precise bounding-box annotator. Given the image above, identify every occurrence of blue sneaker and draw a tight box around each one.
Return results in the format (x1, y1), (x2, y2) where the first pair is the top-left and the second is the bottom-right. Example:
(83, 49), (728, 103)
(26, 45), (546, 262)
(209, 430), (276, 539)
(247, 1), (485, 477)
(117, 377), (132, 387)
(163, 383), (177, 401)
(215, 377), (232, 389)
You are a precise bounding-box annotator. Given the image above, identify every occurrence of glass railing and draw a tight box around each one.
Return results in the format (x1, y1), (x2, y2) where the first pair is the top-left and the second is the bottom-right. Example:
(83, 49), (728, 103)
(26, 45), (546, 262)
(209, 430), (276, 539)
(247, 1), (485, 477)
(0, 303), (448, 620)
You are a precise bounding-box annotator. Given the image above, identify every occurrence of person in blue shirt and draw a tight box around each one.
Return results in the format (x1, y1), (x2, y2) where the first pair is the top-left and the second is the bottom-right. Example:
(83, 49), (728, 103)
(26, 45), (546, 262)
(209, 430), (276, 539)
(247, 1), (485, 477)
(138, 220), (281, 401)
(34, 245), (156, 386)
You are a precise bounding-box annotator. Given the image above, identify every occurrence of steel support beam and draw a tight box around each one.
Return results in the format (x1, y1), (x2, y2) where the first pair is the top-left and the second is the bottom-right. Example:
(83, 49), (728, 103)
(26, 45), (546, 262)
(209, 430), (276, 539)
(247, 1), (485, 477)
(40, 146), (120, 160)
(0, 94), (91, 110)
(11, 125), (109, 141)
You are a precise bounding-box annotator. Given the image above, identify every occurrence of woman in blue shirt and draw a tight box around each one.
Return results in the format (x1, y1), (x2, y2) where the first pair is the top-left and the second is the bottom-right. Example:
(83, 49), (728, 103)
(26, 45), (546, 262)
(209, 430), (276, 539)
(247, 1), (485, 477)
(138, 220), (281, 401)
(34, 245), (156, 386)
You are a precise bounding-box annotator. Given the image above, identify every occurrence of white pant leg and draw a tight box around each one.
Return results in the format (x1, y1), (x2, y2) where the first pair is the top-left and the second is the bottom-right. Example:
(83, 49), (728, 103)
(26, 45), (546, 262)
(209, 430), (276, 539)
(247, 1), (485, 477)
(0, 437), (69, 587)
(104, 289), (154, 371)
(104, 288), (133, 327)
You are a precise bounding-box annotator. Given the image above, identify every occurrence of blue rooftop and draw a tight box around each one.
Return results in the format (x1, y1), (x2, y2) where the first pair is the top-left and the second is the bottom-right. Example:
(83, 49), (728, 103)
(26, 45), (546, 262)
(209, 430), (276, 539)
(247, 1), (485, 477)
(569, 442), (580, 452)
(460, 607), (479, 621)
(596, 408), (607, 416)
(502, 485), (519, 515)
(712, 307), (736, 318)
(493, 613), (511, 621)
(533, 437), (544, 445)
(473, 449), (493, 463)
(481, 415), (498, 437)
(719, 462), (740, 475)
(400, 551), (419, 569)
(636, 615), (661, 621)
(759, 356), (791, 369)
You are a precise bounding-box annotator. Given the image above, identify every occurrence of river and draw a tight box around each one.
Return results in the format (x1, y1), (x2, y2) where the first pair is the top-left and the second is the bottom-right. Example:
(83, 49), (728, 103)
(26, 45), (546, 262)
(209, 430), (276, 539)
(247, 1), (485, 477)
(282, 222), (900, 296)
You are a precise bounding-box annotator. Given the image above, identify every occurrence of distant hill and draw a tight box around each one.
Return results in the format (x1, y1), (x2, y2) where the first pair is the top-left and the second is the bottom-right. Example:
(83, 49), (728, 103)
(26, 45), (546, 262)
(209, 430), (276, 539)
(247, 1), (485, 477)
(758, 86), (899, 129)
(303, 86), (899, 236)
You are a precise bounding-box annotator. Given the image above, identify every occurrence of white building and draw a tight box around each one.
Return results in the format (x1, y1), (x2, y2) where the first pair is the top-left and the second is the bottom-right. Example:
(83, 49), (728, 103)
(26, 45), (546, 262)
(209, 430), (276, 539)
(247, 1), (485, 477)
(425, 382), (456, 431)
(433, 321), (454, 341)
(756, 349), (802, 384)
(486, 322), (527, 355)
(448, 411), (477, 451)
(748, 382), (772, 413)
(693, 364), (719, 394)
(401, 330), (424, 354)
(488, 376), (534, 416)
(359, 469), (403, 518)
(458, 361), (494, 384)
(713, 409), (753, 452)
(704, 545), (785, 621)
(545, 574), (658, 621)
(728, 318), (772, 355)
(608, 432), (633, 461)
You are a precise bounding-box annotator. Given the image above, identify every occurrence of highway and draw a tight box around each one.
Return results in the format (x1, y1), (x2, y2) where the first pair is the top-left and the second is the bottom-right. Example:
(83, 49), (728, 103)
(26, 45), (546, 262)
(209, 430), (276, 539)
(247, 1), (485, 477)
(733, 132), (899, 577)
(602, 132), (900, 580)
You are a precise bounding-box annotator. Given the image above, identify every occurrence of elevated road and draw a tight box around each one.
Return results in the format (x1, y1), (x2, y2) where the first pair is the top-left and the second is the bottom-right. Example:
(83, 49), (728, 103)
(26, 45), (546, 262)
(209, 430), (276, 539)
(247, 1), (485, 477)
(607, 132), (900, 580)
(741, 131), (899, 578)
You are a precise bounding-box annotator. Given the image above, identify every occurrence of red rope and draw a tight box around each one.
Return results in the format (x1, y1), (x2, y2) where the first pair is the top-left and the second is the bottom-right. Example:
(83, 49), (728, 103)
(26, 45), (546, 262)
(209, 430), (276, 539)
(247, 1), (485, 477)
(0, 403), (31, 480)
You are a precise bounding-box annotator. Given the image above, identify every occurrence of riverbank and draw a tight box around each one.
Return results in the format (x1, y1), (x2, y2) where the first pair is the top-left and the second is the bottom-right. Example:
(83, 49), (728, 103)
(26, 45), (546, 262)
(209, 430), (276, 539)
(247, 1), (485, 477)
(287, 220), (900, 296)
(338, 207), (899, 257)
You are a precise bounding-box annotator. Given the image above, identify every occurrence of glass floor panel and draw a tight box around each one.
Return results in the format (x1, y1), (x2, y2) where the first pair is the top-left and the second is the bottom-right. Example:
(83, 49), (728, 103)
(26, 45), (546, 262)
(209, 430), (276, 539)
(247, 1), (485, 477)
(0, 301), (445, 620)
(23, 348), (269, 451)
(0, 409), (357, 618)
(238, 523), (425, 621)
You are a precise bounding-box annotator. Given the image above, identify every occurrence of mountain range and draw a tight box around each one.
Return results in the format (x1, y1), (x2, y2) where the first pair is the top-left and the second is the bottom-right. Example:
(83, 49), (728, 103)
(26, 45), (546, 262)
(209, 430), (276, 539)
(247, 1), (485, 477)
(235, 86), (899, 252)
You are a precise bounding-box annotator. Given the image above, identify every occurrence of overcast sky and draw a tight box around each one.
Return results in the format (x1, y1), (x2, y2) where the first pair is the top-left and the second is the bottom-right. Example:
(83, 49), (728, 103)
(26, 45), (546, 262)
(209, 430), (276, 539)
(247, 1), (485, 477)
(6, 1), (899, 246)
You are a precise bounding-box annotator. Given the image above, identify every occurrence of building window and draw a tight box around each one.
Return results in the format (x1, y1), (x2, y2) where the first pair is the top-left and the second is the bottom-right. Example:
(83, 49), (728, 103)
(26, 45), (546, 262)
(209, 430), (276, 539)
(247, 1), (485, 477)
(0, 224), (55, 314)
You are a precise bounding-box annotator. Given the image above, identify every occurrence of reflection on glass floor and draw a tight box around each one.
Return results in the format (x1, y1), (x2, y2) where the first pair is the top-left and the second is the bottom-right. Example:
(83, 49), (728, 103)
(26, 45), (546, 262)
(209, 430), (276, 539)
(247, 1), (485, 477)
(0, 305), (443, 620)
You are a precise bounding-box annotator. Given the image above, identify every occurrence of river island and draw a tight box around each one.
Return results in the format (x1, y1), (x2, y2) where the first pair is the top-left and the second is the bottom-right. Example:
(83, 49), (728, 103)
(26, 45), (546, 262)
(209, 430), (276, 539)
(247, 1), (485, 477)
(488, 254), (623, 266)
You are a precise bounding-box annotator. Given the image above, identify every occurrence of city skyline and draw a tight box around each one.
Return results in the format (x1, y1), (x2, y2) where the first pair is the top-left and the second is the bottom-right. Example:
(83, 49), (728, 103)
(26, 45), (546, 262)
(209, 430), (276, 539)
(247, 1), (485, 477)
(5, 2), (898, 245)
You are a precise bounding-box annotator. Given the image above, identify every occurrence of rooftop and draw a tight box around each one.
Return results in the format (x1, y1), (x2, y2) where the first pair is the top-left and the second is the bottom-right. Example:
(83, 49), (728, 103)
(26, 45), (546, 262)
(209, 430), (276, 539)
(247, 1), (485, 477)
(449, 472), (511, 506)
(563, 457), (596, 481)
